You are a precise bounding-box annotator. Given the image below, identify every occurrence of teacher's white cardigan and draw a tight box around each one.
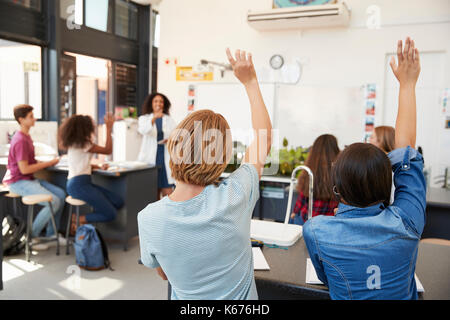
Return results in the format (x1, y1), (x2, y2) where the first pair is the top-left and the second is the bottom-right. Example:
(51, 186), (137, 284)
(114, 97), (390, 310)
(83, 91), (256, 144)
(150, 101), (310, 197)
(137, 113), (177, 185)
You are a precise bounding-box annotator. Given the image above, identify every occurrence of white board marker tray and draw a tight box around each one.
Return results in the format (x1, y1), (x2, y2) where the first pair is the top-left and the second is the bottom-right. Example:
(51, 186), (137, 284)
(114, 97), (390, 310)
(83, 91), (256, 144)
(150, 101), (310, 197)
(250, 219), (303, 247)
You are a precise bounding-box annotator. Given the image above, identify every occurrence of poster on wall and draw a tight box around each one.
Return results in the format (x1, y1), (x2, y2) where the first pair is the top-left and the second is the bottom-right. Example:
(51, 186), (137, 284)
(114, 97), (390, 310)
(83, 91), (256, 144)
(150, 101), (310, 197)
(363, 84), (377, 142)
(273, 0), (337, 8)
(176, 66), (214, 82)
(187, 85), (196, 112)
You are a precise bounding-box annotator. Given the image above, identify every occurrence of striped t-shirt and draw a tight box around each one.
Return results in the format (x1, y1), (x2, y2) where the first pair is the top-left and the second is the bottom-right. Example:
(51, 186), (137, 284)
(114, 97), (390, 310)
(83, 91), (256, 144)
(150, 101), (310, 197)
(138, 164), (260, 300)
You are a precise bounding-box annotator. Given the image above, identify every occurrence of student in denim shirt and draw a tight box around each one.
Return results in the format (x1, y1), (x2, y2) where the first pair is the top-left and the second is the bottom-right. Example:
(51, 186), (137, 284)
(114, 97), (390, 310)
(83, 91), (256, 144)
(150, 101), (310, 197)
(304, 37), (426, 300)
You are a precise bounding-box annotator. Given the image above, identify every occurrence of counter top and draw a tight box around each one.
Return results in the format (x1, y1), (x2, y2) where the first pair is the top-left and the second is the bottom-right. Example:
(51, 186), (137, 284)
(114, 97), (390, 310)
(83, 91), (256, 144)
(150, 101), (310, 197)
(221, 172), (292, 184)
(48, 165), (155, 177)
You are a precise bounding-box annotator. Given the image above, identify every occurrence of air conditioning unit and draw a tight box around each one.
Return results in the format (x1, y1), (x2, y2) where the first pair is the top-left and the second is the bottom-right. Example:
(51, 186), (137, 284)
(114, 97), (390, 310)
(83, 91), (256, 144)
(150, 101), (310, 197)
(247, 2), (350, 31)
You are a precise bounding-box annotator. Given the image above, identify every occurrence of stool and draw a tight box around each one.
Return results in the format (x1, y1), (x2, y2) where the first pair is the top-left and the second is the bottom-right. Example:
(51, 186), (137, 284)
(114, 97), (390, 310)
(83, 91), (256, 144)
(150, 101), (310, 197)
(22, 194), (60, 262)
(65, 196), (87, 255)
(5, 192), (22, 219)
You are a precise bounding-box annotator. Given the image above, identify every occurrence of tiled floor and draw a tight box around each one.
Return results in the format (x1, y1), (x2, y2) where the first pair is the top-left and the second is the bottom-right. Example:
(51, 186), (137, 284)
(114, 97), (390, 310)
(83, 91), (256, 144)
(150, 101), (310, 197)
(0, 236), (168, 300)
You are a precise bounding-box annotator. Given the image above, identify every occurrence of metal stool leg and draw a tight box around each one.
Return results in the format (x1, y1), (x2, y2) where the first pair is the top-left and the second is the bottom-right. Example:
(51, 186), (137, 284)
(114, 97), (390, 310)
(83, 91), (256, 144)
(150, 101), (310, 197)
(76, 206), (80, 229)
(25, 205), (33, 262)
(48, 201), (59, 256)
(65, 204), (73, 255)
(12, 198), (18, 218)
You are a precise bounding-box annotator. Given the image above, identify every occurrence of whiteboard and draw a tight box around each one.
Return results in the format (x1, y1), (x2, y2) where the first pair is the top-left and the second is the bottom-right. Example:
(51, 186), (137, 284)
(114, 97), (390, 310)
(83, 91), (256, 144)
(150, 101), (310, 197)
(196, 83), (275, 145)
(276, 85), (364, 150)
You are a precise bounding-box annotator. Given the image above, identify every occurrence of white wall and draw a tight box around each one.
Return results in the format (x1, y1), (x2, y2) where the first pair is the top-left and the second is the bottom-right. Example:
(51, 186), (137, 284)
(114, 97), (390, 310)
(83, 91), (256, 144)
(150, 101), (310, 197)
(156, 0), (450, 151)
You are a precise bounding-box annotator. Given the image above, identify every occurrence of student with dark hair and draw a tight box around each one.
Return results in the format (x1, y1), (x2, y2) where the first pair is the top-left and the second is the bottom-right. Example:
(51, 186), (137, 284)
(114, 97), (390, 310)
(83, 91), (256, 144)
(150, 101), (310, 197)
(290, 134), (340, 225)
(137, 93), (177, 199)
(303, 37), (426, 300)
(3, 105), (66, 250)
(59, 113), (124, 233)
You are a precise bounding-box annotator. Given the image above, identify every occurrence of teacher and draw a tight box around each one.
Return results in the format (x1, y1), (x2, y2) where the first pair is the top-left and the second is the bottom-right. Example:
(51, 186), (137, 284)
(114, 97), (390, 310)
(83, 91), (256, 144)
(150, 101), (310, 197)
(137, 93), (177, 199)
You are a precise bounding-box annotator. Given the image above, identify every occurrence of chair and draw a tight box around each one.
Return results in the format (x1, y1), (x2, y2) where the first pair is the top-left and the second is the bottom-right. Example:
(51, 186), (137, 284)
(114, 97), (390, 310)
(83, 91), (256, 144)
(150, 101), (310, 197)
(22, 194), (60, 262)
(65, 196), (87, 255)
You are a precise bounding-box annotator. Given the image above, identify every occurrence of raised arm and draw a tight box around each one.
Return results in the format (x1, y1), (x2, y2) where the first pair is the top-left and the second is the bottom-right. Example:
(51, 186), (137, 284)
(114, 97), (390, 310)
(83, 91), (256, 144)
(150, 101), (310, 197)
(226, 48), (272, 178)
(88, 113), (114, 155)
(389, 38), (426, 235)
(389, 37), (421, 149)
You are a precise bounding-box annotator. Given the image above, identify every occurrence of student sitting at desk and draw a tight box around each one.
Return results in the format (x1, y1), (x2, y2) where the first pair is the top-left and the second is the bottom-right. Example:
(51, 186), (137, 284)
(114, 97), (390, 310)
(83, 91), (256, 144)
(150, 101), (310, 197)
(303, 37), (426, 300)
(58, 113), (124, 234)
(290, 134), (340, 225)
(3, 105), (66, 249)
(138, 48), (272, 300)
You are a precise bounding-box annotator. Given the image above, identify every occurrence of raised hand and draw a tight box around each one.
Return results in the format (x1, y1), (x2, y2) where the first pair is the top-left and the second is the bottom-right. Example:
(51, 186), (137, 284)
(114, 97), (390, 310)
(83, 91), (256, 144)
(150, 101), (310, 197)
(390, 37), (421, 86)
(104, 113), (115, 130)
(226, 48), (257, 86)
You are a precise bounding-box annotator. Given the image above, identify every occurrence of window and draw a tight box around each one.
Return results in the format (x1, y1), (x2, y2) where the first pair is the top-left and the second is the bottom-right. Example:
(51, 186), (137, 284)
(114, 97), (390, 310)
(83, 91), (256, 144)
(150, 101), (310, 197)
(4, 0), (41, 11)
(0, 39), (42, 120)
(115, 0), (138, 40)
(85, 0), (111, 32)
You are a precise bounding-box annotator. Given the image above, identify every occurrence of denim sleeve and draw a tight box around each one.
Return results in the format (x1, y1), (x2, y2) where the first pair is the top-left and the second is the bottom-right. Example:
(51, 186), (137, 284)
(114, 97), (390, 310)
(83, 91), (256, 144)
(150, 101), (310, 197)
(388, 146), (427, 236)
(137, 211), (160, 269)
(303, 220), (328, 286)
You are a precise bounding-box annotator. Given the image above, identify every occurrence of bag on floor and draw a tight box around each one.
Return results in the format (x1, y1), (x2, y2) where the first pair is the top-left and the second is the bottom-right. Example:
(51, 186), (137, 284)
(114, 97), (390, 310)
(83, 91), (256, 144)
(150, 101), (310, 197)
(2, 214), (26, 256)
(74, 224), (113, 271)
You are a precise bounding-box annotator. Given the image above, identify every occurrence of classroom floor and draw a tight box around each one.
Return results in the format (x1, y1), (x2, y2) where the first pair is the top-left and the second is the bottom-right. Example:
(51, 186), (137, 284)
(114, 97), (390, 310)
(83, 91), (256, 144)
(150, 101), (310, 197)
(0, 236), (168, 300)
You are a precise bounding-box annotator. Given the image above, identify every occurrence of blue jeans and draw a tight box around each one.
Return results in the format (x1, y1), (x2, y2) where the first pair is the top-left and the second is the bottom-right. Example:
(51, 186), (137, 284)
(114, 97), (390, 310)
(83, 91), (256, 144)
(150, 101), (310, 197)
(289, 213), (305, 226)
(9, 179), (66, 238)
(66, 175), (124, 223)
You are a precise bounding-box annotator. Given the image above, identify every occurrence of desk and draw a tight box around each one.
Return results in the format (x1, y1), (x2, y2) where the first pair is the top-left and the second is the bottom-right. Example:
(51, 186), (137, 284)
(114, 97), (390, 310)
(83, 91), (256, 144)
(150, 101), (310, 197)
(254, 237), (450, 300)
(255, 239), (329, 300)
(0, 162), (158, 250)
(0, 165), (158, 251)
(423, 188), (450, 240)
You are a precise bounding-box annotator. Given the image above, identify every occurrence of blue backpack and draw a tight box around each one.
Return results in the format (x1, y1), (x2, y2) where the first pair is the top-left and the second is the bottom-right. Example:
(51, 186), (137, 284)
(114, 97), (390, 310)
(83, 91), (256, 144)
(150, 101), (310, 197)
(74, 224), (113, 271)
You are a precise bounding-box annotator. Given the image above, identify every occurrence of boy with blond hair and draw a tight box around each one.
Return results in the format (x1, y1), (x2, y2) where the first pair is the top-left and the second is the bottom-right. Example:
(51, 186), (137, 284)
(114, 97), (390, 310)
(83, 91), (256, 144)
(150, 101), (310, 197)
(138, 48), (272, 300)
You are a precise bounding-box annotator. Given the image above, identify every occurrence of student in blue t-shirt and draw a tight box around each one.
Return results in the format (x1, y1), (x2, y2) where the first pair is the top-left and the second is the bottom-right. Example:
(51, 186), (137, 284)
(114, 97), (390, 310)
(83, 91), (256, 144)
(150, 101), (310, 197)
(303, 37), (426, 300)
(138, 48), (272, 300)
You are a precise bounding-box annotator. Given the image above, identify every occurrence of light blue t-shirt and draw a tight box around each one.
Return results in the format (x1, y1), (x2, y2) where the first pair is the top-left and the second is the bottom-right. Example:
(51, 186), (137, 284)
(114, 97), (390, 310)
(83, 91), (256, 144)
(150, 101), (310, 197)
(138, 164), (260, 300)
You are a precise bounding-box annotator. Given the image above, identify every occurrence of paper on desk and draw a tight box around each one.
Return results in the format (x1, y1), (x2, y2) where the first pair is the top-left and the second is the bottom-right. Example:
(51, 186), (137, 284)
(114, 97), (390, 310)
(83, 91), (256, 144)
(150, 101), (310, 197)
(306, 258), (425, 292)
(253, 248), (270, 270)
(306, 258), (323, 284)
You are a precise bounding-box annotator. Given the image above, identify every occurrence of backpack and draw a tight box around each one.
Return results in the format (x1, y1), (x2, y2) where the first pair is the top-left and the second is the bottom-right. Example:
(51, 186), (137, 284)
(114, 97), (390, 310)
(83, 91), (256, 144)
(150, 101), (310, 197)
(74, 224), (113, 271)
(2, 214), (26, 256)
